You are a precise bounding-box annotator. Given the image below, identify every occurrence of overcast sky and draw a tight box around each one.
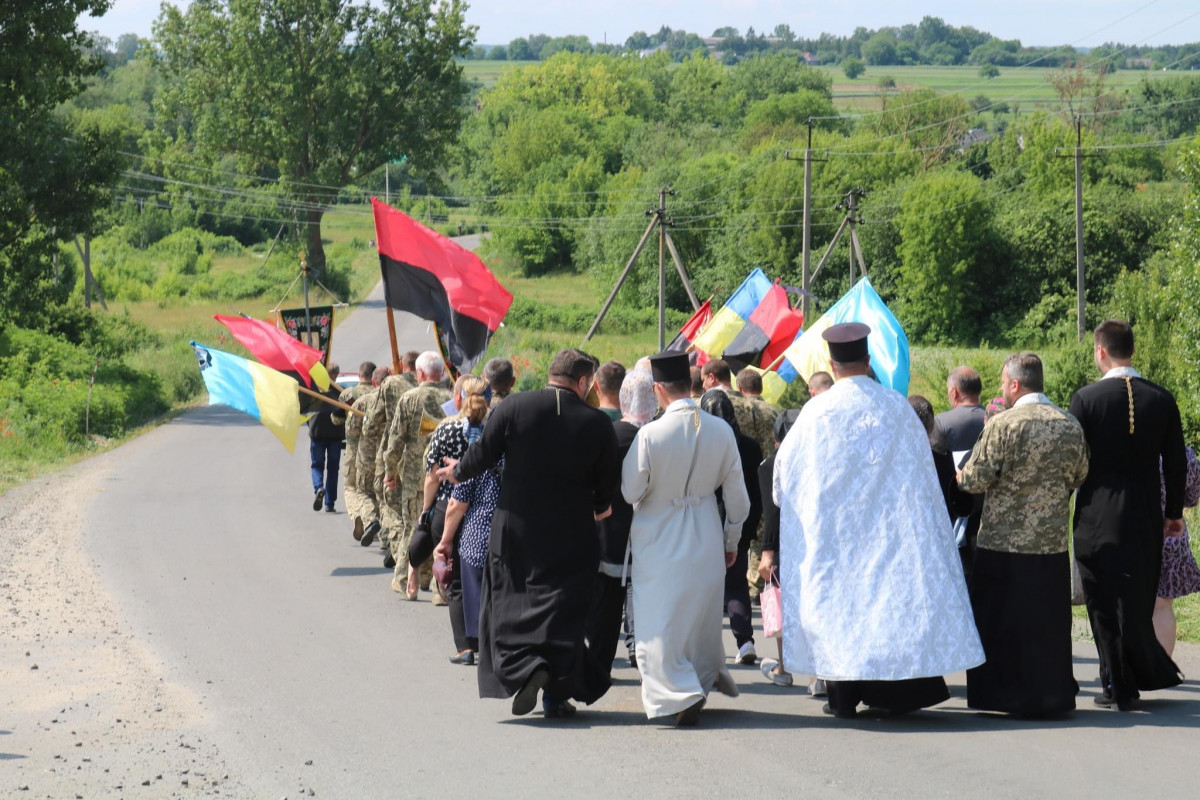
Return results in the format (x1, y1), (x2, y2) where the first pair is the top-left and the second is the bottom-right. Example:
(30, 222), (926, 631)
(87, 0), (1200, 47)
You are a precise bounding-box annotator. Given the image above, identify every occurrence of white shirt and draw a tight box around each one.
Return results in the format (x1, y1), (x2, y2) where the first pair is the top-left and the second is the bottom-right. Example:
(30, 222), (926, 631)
(1103, 366), (1141, 380)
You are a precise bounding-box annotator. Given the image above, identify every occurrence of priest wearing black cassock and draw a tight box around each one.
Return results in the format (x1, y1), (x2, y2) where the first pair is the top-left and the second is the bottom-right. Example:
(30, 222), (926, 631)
(1070, 319), (1187, 711)
(437, 348), (620, 718)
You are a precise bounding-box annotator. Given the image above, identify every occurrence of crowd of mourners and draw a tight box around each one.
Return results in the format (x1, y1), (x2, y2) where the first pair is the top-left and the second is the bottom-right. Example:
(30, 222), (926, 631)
(299, 318), (1199, 725)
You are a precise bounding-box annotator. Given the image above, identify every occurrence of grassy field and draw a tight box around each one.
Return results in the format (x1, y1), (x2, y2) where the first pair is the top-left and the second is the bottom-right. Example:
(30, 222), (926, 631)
(460, 58), (1161, 115)
(822, 64), (1152, 112)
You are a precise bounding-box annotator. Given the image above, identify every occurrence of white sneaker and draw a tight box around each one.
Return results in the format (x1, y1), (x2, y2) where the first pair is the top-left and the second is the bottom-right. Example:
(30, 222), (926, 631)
(735, 641), (757, 665)
(809, 678), (827, 698)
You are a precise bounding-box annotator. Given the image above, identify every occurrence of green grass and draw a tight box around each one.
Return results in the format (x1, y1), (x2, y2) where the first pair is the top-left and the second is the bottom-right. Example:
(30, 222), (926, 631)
(821, 64), (1151, 113)
(461, 60), (536, 88)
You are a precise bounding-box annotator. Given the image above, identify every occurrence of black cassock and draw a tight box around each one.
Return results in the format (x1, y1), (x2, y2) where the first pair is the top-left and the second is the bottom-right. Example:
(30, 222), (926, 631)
(1070, 375), (1187, 703)
(455, 386), (620, 704)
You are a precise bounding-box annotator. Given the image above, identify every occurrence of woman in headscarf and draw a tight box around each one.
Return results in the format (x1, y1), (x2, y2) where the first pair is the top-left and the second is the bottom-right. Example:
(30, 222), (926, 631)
(699, 388), (764, 667)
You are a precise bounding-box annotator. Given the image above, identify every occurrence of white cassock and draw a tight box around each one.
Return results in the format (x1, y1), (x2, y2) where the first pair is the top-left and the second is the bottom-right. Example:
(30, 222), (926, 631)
(773, 376), (984, 681)
(622, 398), (749, 718)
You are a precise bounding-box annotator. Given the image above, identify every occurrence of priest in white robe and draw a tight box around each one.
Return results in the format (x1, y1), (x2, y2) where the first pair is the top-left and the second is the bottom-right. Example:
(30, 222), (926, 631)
(774, 323), (984, 718)
(622, 351), (750, 726)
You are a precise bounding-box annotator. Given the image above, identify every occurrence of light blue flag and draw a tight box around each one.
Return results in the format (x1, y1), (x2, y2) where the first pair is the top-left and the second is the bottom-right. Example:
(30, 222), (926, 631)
(827, 277), (911, 395)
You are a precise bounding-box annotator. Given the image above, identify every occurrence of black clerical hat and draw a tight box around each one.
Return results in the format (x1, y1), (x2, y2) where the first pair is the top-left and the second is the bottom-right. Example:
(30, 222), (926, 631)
(822, 322), (871, 363)
(649, 351), (690, 383)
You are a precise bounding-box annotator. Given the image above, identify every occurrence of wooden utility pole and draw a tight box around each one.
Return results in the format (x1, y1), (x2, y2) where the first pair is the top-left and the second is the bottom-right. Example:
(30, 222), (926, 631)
(1073, 117), (1086, 343)
(809, 188), (868, 286)
(1058, 116), (1094, 342)
(584, 187), (700, 344)
(74, 235), (107, 310)
(785, 120), (825, 328)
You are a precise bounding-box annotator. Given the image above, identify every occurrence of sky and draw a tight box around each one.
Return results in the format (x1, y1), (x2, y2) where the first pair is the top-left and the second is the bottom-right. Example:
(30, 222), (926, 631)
(87, 0), (1200, 48)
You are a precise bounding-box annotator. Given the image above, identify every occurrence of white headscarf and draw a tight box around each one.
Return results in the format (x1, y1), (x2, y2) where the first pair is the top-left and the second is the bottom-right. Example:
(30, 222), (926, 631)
(620, 368), (656, 427)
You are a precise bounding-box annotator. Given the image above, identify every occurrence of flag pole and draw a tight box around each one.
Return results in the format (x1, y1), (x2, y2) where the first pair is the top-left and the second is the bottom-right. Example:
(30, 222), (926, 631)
(763, 351), (788, 373)
(298, 385), (365, 416)
(386, 306), (401, 374)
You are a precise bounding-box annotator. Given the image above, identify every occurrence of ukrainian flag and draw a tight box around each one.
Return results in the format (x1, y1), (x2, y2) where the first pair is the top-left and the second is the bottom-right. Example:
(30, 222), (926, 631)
(779, 277), (910, 395)
(690, 268), (774, 357)
(191, 342), (304, 453)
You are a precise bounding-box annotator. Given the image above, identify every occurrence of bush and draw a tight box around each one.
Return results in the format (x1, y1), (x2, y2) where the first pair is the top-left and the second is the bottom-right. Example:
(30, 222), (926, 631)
(842, 58), (865, 79)
(506, 297), (686, 335)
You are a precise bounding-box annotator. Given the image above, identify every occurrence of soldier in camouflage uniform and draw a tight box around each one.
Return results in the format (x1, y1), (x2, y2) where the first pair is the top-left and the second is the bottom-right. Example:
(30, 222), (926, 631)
(734, 368), (780, 600)
(372, 367), (420, 564)
(956, 352), (1089, 715)
(383, 352), (451, 597)
(335, 360), (377, 541)
(355, 365), (393, 547)
(734, 369), (780, 459)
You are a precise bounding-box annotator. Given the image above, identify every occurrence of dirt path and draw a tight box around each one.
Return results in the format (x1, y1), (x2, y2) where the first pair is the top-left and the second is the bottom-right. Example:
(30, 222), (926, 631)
(0, 460), (247, 798)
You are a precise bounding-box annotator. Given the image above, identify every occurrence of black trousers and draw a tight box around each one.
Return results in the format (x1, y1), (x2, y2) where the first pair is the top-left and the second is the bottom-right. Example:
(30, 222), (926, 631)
(724, 538), (754, 648)
(585, 574), (626, 677)
(431, 500), (475, 653)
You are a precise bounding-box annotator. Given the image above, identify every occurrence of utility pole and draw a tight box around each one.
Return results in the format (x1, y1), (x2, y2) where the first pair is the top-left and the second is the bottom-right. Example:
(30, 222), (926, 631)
(1073, 116), (1086, 343)
(1058, 116), (1095, 342)
(785, 120), (825, 328)
(584, 187), (700, 344)
(809, 188), (868, 286)
(301, 254), (312, 348)
(385, 162), (390, 205)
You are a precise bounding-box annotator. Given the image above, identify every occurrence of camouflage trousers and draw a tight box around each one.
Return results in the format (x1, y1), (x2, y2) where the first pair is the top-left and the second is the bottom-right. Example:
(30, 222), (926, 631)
(343, 439), (360, 490)
(353, 452), (380, 529)
(391, 489), (432, 589)
(747, 536), (764, 599)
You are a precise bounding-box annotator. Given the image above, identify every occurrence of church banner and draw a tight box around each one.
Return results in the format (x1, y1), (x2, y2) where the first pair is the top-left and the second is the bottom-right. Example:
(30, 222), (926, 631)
(278, 305), (334, 361)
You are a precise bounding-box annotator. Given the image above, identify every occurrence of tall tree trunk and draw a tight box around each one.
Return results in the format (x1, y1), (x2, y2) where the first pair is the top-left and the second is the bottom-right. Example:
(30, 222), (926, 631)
(305, 208), (326, 278)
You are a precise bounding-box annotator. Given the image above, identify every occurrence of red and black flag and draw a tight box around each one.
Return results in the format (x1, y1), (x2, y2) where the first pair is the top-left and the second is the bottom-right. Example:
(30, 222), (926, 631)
(372, 199), (513, 372)
(720, 283), (804, 374)
(665, 299), (713, 366)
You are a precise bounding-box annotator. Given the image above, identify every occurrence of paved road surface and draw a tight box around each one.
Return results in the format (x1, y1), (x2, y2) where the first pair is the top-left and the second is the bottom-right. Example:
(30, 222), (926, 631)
(9, 239), (1200, 797)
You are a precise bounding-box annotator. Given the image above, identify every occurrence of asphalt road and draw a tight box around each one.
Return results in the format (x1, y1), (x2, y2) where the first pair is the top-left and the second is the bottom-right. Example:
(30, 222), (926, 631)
(31, 239), (1200, 797)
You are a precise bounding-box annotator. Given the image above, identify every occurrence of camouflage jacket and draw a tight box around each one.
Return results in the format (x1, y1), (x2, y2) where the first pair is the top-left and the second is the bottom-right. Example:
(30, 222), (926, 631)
(958, 398), (1089, 555)
(356, 387), (386, 467)
(382, 382), (450, 483)
(734, 394), (780, 458)
(336, 383), (373, 439)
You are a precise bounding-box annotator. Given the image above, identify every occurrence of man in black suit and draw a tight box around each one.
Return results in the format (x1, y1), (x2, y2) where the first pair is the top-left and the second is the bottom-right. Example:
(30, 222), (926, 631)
(1070, 319), (1187, 711)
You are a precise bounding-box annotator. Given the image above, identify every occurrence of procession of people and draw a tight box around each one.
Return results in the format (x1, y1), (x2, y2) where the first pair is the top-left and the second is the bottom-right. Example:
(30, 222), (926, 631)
(307, 317), (1194, 725)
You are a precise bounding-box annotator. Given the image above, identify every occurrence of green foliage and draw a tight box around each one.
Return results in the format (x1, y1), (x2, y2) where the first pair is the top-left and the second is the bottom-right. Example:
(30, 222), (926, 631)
(842, 57), (866, 80)
(896, 170), (998, 343)
(507, 297), (685, 335)
(154, 0), (474, 275)
(978, 64), (1000, 79)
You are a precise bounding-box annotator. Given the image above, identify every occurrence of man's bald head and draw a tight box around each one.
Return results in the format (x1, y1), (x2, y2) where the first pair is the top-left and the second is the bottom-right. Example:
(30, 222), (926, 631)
(947, 366), (982, 407)
(808, 371), (833, 397)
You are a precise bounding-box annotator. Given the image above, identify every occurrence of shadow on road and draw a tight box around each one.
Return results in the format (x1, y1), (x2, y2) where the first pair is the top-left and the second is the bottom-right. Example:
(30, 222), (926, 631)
(169, 406), (259, 427)
(330, 566), (393, 577)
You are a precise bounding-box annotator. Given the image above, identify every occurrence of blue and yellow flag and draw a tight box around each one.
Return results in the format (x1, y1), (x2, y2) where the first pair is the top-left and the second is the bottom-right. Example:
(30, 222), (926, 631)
(191, 341), (304, 453)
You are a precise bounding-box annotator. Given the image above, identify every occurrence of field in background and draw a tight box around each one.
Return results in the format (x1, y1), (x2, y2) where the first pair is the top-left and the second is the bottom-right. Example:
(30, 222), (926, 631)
(461, 58), (1160, 115)
(822, 64), (1151, 112)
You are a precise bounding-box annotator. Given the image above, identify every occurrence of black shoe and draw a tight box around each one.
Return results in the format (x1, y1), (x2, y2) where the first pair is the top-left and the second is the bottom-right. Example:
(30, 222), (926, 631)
(383, 551), (396, 569)
(312, 488), (324, 511)
(822, 702), (858, 719)
(543, 699), (577, 719)
(512, 668), (550, 716)
(449, 650), (475, 666)
(1093, 693), (1141, 711)
(360, 520), (379, 547)
(675, 697), (705, 727)
(628, 651), (638, 671)
(325, 506), (336, 513)
(352, 517), (364, 542)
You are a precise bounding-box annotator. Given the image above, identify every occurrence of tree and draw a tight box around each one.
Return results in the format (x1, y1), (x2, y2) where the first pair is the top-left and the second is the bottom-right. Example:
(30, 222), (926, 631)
(862, 33), (898, 66)
(490, 43), (507, 61)
(507, 37), (533, 61)
(772, 24), (796, 43)
(0, 1), (125, 323)
(979, 64), (1000, 79)
(842, 57), (866, 79)
(896, 170), (996, 342)
(712, 27), (738, 38)
(154, 0), (474, 277)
